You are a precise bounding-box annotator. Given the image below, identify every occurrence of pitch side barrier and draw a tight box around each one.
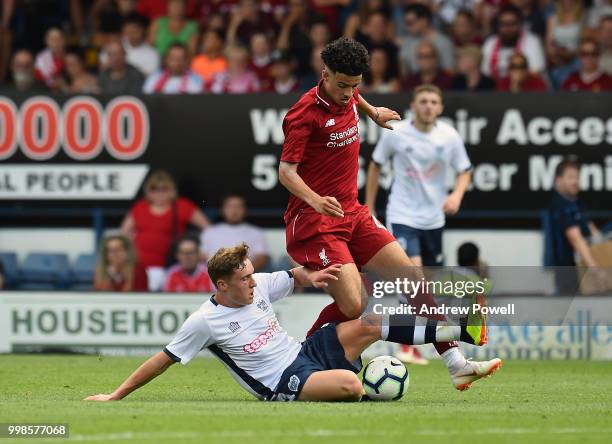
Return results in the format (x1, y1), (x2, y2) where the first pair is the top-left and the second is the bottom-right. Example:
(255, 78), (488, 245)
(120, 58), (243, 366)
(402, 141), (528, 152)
(0, 287), (610, 360)
(0, 93), (610, 220)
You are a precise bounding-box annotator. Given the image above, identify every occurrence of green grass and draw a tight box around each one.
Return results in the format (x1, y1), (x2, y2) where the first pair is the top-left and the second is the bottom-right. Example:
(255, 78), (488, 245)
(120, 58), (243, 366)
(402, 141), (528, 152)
(1, 355), (611, 444)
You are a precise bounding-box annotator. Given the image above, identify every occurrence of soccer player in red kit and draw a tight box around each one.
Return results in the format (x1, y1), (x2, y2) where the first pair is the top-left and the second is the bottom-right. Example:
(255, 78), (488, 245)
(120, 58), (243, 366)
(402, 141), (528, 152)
(279, 38), (501, 391)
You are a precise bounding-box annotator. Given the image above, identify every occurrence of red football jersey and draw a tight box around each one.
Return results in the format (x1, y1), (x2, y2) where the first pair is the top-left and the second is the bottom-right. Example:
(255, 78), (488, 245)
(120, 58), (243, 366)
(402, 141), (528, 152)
(561, 72), (612, 92)
(163, 264), (215, 293)
(281, 80), (361, 221)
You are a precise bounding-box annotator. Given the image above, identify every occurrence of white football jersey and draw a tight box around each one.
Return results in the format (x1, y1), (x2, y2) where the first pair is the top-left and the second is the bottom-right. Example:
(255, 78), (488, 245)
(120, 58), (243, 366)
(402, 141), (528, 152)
(164, 271), (301, 400)
(372, 120), (471, 230)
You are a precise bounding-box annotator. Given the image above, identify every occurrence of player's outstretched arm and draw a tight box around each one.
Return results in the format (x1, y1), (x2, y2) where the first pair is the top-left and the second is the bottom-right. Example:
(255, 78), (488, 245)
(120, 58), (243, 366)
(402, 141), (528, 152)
(356, 94), (400, 130)
(84, 351), (175, 401)
(292, 264), (342, 288)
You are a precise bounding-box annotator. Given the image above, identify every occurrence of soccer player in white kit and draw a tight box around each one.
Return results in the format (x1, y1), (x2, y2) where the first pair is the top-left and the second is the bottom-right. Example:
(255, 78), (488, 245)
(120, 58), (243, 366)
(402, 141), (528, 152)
(84, 243), (497, 402)
(365, 84), (472, 364)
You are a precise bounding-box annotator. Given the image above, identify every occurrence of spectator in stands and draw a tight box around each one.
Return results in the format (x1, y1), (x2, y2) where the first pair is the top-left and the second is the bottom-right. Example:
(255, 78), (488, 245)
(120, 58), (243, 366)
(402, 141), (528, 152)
(435, 0), (485, 29)
(2, 49), (48, 93)
(481, 5), (546, 79)
(403, 41), (454, 90)
(452, 45), (496, 90)
(200, 193), (270, 272)
(120, 169), (210, 287)
(546, 0), (584, 57)
(35, 27), (66, 90)
(191, 28), (228, 85)
(299, 44), (325, 90)
(226, 0), (278, 47)
(496, 51), (548, 91)
(562, 38), (612, 91)
(276, 0), (323, 77)
(98, 40), (145, 94)
(60, 46), (99, 93)
(343, 0), (393, 40)
(89, 0), (139, 48)
(355, 12), (399, 78)
(148, 0), (198, 56)
(361, 47), (401, 92)
(210, 45), (261, 93)
(510, 0), (547, 38)
(457, 242), (489, 280)
(122, 13), (160, 76)
(399, 3), (455, 75)
(547, 158), (604, 294)
(94, 234), (148, 292)
(309, 20), (332, 48)
(587, 1), (612, 31)
(599, 16), (612, 74)
(307, 0), (350, 36)
(164, 234), (215, 293)
(249, 33), (274, 90)
(267, 51), (300, 93)
(143, 43), (203, 93)
(450, 10), (483, 48)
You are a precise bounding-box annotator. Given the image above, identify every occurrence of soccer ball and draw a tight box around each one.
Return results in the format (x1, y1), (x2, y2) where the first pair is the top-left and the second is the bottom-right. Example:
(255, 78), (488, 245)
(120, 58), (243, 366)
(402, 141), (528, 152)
(362, 355), (409, 401)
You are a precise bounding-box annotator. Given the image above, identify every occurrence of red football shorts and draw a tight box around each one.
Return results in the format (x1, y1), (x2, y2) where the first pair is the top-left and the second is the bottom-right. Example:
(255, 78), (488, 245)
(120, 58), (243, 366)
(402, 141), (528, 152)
(285, 204), (396, 270)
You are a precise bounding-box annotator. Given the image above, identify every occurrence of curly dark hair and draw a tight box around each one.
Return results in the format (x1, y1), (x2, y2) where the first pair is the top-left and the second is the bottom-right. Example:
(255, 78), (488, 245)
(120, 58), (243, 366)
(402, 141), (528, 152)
(321, 37), (369, 76)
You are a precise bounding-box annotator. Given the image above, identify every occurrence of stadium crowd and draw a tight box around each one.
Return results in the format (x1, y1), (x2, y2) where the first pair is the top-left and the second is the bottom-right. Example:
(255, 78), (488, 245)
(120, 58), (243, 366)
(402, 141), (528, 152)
(1, 0), (612, 94)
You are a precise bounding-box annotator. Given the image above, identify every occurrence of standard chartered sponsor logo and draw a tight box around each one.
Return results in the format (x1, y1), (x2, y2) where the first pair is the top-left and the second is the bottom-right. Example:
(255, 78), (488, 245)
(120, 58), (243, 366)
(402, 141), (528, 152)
(327, 125), (359, 148)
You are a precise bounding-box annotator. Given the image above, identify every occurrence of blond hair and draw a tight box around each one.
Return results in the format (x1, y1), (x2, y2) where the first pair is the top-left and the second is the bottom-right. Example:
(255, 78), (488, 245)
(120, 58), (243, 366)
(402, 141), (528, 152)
(207, 243), (250, 286)
(94, 234), (136, 291)
(143, 169), (177, 201)
(412, 84), (443, 102)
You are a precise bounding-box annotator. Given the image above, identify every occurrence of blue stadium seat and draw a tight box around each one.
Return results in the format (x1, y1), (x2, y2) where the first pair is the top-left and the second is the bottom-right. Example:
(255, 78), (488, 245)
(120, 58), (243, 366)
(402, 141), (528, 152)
(0, 252), (19, 288)
(71, 253), (96, 284)
(69, 283), (94, 291)
(19, 253), (71, 288)
(17, 283), (58, 291)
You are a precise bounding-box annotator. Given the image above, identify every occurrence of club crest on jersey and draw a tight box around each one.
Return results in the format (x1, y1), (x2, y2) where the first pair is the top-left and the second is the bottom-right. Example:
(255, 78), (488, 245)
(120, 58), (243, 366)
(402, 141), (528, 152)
(319, 248), (331, 266)
(325, 118), (335, 127)
(228, 321), (241, 333)
(256, 298), (269, 312)
(288, 375), (300, 392)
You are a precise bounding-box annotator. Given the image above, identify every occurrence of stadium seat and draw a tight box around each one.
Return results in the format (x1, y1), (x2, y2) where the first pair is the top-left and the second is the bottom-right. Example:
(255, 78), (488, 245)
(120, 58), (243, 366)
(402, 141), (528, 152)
(17, 283), (58, 291)
(0, 251), (19, 289)
(69, 283), (94, 291)
(19, 253), (71, 288)
(71, 253), (96, 284)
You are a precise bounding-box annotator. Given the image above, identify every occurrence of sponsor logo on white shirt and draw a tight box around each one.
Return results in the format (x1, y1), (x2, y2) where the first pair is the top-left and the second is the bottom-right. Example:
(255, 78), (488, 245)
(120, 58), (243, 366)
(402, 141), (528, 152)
(243, 318), (282, 354)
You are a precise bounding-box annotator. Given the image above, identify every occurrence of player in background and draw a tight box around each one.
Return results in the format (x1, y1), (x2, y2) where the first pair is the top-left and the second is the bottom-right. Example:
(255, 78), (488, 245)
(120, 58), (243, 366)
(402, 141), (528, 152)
(84, 244), (497, 403)
(365, 84), (472, 365)
(279, 38), (498, 390)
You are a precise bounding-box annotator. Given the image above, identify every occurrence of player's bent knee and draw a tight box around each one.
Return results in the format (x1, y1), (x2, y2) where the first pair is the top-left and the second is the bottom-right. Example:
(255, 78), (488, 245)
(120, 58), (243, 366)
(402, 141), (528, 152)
(340, 374), (363, 401)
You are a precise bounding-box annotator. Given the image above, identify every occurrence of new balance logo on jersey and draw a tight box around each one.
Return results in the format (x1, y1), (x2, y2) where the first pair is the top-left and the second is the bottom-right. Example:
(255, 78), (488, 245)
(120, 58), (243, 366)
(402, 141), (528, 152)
(325, 118), (335, 127)
(319, 248), (330, 266)
(228, 321), (241, 333)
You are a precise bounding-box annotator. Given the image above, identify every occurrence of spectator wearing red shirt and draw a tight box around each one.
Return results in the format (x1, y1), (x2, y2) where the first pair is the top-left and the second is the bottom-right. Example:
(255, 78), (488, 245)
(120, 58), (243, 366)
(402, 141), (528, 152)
(94, 235), (148, 292)
(403, 41), (454, 91)
(120, 170), (210, 279)
(164, 235), (215, 293)
(562, 38), (612, 91)
(249, 32), (274, 90)
(496, 52), (548, 91)
(210, 46), (261, 93)
(34, 27), (66, 90)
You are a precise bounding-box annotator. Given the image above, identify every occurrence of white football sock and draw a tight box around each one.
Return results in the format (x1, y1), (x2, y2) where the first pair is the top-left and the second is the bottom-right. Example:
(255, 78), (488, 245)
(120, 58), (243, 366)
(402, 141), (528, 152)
(441, 347), (467, 373)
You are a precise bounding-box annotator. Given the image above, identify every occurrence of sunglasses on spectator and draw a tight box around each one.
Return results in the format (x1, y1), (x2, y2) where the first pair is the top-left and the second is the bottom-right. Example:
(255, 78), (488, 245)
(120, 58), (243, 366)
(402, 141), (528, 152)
(509, 63), (527, 70)
(499, 20), (519, 27)
(177, 249), (198, 256)
(579, 50), (599, 57)
(149, 187), (171, 192)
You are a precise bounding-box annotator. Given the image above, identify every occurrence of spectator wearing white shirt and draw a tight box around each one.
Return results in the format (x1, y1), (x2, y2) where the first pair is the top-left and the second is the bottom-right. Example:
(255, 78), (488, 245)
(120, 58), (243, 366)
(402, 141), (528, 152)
(143, 43), (203, 94)
(481, 4), (546, 78)
(122, 13), (160, 76)
(200, 194), (270, 272)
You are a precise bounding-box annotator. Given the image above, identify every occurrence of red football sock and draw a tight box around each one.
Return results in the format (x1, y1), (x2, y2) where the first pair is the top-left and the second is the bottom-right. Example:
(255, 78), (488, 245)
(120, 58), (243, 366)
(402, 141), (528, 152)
(306, 302), (353, 337)
(434, 341), (458, 355)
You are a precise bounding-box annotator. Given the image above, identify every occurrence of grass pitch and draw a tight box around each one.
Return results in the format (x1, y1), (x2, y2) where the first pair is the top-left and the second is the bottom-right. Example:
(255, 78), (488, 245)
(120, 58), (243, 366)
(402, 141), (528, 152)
(0, 355), (611, 444)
